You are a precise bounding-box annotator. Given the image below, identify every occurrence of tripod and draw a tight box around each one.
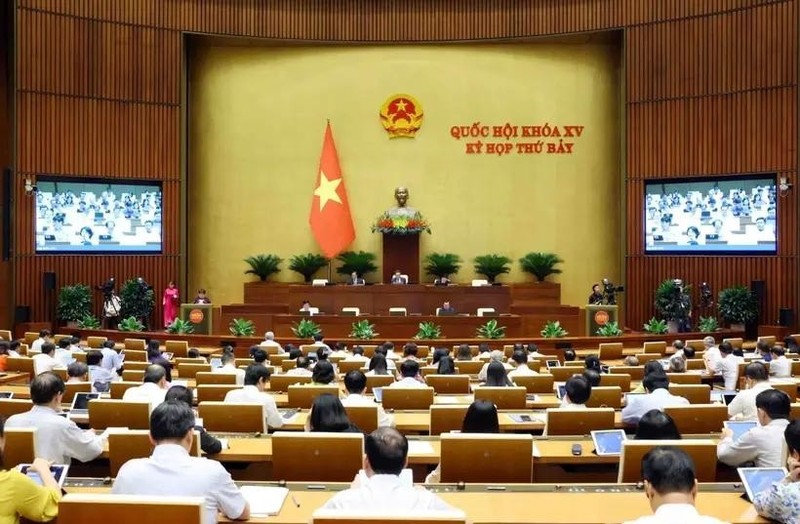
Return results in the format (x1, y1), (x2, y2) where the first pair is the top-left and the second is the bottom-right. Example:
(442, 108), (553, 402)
(102, 292), (120, 330)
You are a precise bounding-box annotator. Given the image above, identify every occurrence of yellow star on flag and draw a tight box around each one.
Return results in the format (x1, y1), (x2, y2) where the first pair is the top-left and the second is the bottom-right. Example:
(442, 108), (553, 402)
(314, 170), (342, 211)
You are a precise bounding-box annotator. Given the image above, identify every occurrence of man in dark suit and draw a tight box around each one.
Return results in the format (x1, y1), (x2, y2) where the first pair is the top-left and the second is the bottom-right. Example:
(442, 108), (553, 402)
(390, 270), (407, 285)
(349, 271), (365, 285)
(438, 301), (456, 315)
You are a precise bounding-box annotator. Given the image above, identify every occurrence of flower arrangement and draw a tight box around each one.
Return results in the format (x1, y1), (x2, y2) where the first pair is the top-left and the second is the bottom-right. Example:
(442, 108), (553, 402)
(372, 212), (431, 235)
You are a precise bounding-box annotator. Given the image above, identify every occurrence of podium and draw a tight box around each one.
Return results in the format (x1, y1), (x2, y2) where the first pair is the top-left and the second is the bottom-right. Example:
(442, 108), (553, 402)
(382, 233), (420, 284)
(180, 303), (213, 335)
(586, 304), (618, 336)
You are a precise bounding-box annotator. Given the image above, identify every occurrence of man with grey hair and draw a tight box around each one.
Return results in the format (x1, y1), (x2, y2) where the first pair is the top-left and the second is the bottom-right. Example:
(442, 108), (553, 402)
(259, 331), (283, 353)
(702, 336), (720, 373)
(122, 364), (168, 409)
(478, 350), (513, 382)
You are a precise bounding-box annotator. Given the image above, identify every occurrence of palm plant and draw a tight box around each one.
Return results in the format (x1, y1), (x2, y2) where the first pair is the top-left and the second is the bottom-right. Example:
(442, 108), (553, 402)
(654, 279), (692, 323)
(119, 279), (155, 322)
(335, 251), (378, 279)
(414, 321), (443, 340)
(118, 316), (145, 332)
(519, 252), (563, 282)
(718, 286), (758, 326)
(423, 253), (462, 278)
(244, 254), (283, 281)
(167, 318), (195, 334)
(349, 320), (379, 340)
(57, 284), (93, 323)
(698, 316), (719, 333)
(540, 320), (568, 338)
(288, 253), (329, 283)
(473, 254), (512, 284)
(291, 318), (322, 339)
(596, 321), (623, 337)
(229, 318), (256, 337)
(476, 319), (506, 339)
(76, 314), (101, 329)
(642, 317), (668, 335)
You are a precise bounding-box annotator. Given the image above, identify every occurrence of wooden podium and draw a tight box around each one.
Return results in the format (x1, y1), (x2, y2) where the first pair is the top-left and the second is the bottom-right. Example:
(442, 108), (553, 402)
(586, 304), (618, 336)
(180, 303), (213, 335)
(382, 233), (420, 283)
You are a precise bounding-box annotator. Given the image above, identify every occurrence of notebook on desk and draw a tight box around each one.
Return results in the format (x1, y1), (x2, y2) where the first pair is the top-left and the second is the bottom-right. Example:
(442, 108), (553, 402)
(239, 485), (289, 517)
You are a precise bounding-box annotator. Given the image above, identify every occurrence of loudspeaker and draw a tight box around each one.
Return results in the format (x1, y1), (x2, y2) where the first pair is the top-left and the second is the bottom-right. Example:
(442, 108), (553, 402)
(14, 305), (30, 324)
(42, 272), (56, 291)
(751, 280), (766, 303)
(779, 308), (795, 327)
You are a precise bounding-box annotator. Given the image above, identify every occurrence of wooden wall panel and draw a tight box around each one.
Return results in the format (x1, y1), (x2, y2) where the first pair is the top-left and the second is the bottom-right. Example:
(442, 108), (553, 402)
(11, 0), (797, 332)
(0, 0), (11, 328)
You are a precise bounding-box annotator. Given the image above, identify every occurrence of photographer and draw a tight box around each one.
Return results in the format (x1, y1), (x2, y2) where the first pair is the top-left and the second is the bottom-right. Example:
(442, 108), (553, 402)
(98, 278), (121, 329)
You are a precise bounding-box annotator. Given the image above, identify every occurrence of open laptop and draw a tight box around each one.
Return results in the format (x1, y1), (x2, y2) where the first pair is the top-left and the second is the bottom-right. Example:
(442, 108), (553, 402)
(738, 467), (787, 502)
(18, 464), (69, 488)
(546, 360), (561, 369)
(69, 392), (100, 416)
(590, 429), (627, 456)
(724, 420), (758, 441)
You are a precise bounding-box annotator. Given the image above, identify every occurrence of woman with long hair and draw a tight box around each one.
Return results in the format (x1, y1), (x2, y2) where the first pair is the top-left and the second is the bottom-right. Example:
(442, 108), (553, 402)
(307, 394), (361, 433)
(635, 409), (681, 440)
(455, 344), (473, 361)
(483, 361), (512, 387)
(311, 360), (336, 385)
(437, 356), (456, 375)
(366, 353), (390, 376)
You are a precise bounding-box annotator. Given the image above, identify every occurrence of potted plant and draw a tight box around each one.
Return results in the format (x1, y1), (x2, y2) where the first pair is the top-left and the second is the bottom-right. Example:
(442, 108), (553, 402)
(414, 321), (442, 340)
(244, 254), (283, 282)
(76, 314), (101, 330)
(335, 251), (378, 281)
(476, 319), (506, 339)
(642, 317), (668, 335)
(118, 316), (145, 332)
(698, 316), (719, 333)
(349, 320), (379, 340)
(653, 279), (692, 333)
(718, 286), (758, 330)
(291, 318), (322, 339)
(229, 318), (256, 337)
(288, 253), (329, 283)
(596, 321), (623, 337)
(119, 279), (155, 326)
(519, 252), (563, 282)
(423, 253), (462, 280)
(540, 320), (568, 338)
(57, 284), (92, 327)
(167, 318), (195, 335)
(473, 254), (512, 284)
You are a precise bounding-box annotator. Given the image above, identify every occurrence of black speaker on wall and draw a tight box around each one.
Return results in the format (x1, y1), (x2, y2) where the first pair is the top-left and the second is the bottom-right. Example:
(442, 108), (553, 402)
(779, 308), (795, 328)
(43, 272), (56, 291)
(14, 305), (30, 324)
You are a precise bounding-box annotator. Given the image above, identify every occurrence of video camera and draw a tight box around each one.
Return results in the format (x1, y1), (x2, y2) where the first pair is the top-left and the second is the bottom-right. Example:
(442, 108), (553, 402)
(602, 278), (625, 306)
(97, 278), (116, 298)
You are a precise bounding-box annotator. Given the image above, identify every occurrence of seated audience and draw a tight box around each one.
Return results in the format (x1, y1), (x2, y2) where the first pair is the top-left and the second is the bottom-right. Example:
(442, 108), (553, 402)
(582, 369), (601, 387)
(287, 356), (313, 376)
(477, 350), (512, 382)
(224, 364), (283, 429)
(320, 427), (462, 514)
(560, 374), (591, 409)
(331, 342), (349, 358)
(508, 351), (537, 377)
(366, 353), (391, 376)
(564, 349), (577, 362)
(769, 345), (791, 378)
(455, 344), (473, 361)
(783, 336), (799, 354)
(718, 389), (791, 468)
(668, 355), (686, 373)
(622, 374), (689, 425)
(165, 385), (223, 454)
(753, 419), (800, 521)
(436, 355), (456, 375)
(584, 355), (602, 374)
(390, 360), (425, 387)
(341, 370), (394, 427)
(69, 337), (82, 353)
(55, 339), (73, 368)
(431, 347), (450, 365)
(122, 364), (169, 409)
(100, 340), (123, 375)
(0, 417), (61, 524)
(187, 347), (204, 360)
(146, 340), (173, 382)
(307, 394), (361, 433)
(635, 410), (681, 440)
(112, 401), (250, 524)
(87, 350), (116, 393)
(728, 362), (772, 421)
(712, 342), (739, 390)
(624, 355), (640, 367)
(482, 361), (512, 387)
(402, 343), (419, 361)
(702, 336), (721, 373)
(756, 340), (772, 362)
(8, 340), (21, 358)
(623, 446), (727, 524)
(631, 361), (667, 394)
(259, 331), (283, 353)
(316, 345), (333, 364)
(31, 330), (50, 353)
(682, 346), (696, 359)
(6, 373), (105, 463)
(671, 340), (686, 359)
(311, 360), (336, 385)
(32, 343), (58, 376)
(310, 334), (331, 350)
(252, 349), (268, 367)
(345, 346), (369, 362)
(213, 349), (245, 385)
(0, 341), (9, 372)
(286, 346), (302, 361)
(475, 343), (492, 360)
(66, 361), (88, 383)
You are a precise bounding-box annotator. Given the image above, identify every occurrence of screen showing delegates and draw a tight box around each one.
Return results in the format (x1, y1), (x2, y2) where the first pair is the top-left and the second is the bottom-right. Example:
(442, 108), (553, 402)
(35, 178), (162, 253)
(644, 176), (777, 254)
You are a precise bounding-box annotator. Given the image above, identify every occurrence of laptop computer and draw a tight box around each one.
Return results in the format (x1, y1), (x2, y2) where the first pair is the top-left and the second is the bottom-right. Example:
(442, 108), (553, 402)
(590, 429), (627, 456)
(18, 464), (69, 488)
(69, 392), (100, 415)
(738, 467), (787, 502)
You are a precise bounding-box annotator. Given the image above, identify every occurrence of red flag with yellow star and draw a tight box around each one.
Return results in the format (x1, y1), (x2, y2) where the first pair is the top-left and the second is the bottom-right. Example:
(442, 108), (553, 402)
(309, 122), (355, 258)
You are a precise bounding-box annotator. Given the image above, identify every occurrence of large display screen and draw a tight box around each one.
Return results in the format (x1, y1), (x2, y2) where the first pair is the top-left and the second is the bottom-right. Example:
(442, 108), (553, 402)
(35, 178), (162, 254)
(644, 175), (777, 254)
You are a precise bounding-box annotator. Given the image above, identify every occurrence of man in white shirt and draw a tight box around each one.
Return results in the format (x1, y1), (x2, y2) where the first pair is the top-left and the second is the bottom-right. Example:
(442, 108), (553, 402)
(477, 350), (513, 382)
(122, 365), (169, 409)
(728, 362), (772, 420)
(55, 339), (74, 368)
(87, 350), (117, 393)
(341, 370), (394, 428)
(622, 374), (690, 425)
(702, 336), (720, 373)
(753, 420), (800, 522)
(213, 352), (245, 386)
(344, 346), (370, 363)
(259, 331), (283, 353)
(319, 427), (462, 515)
(100, 340), (124, 375)
(224, 364), (283, 430)
(508, 351), (538, 378)
(112, 401), (250, 524)
(769, 345), (792, 378)
(286, 356), (313, 377)
(30, 329), (51, 354)
(6, 373), (105, 463)
(309, 334), (331, 351)
(713, 343), (740, 391)
(622, 446), (728, 524)
(718, 389), (791, 468)
(32, 343), (60, 375)
(559, 374), (591, 409)
(389, 360), (426, 388)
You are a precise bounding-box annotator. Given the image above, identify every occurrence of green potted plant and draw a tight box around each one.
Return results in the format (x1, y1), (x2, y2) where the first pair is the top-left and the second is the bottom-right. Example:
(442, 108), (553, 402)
(291, 318), (322, 339)
(473, 254), (512, 284)
(698, 316), (719, 333)
(119, 279), (155, 326)
(57, 284), (93, 327)
(653, 279), (692, 333)
(76, 314), (101, 330)
(335, 251), (378, 281)
(476, 319), (506, 339)
(423, 253), (462, 279)
(718, 286), (758, 330)
(519, 252), (563, 282)
(244, 254), (283, 282)
(540, 320), (568, 338)
(167, 318), (195, 335)
(596, 321), (623, 337)
(229, 318), (256, 337)
(118, 316), (145, 332)
(414, 321), (442, 340)
(642, 317), (668, 335)
(349, 319), (379, 340)
(288, 253), (329, 283)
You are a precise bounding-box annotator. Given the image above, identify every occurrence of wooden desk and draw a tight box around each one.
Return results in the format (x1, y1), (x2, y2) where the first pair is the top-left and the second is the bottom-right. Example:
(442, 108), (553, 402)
(0, 372), (30, 385)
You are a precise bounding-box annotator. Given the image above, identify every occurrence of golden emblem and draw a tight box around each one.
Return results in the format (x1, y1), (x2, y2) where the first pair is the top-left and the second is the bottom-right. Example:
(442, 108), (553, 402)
(379, 94), (423, 138)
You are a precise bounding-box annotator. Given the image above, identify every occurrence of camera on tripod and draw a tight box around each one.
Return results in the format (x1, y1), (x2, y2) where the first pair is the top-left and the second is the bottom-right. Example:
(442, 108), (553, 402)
(97, 277), (116, 298)
(602, 278), (625, 305)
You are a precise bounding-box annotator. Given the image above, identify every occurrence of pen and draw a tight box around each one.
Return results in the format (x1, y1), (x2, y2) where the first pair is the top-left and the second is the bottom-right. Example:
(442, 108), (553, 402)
(291, 495), (300, 507)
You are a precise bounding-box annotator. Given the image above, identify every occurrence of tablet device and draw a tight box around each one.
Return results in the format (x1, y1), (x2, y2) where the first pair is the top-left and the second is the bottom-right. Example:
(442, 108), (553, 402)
(600, 365), (610, 374)
(738, 467), (787, 502)
(0, 392), (13, 399)
(724, 420), (758, 441)
(590, 429), (627, 456)
(555, 384), (567, 400)
(723, 392), (738, 405)
(162, 352), (174, 361)
(546, 360), (560, 369)
(18, 464), (69, 488)
(210, 357), (222, 369)
(372, 387), (384, 403)
(69, 392), (100, 414)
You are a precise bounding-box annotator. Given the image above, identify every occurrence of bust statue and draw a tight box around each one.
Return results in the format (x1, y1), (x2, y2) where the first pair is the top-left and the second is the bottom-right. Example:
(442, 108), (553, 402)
(386, 186), (419, 218)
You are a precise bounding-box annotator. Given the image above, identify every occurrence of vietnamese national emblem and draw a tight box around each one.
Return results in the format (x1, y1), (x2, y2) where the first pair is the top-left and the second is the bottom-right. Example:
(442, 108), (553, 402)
(379, 94), (423, 138)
